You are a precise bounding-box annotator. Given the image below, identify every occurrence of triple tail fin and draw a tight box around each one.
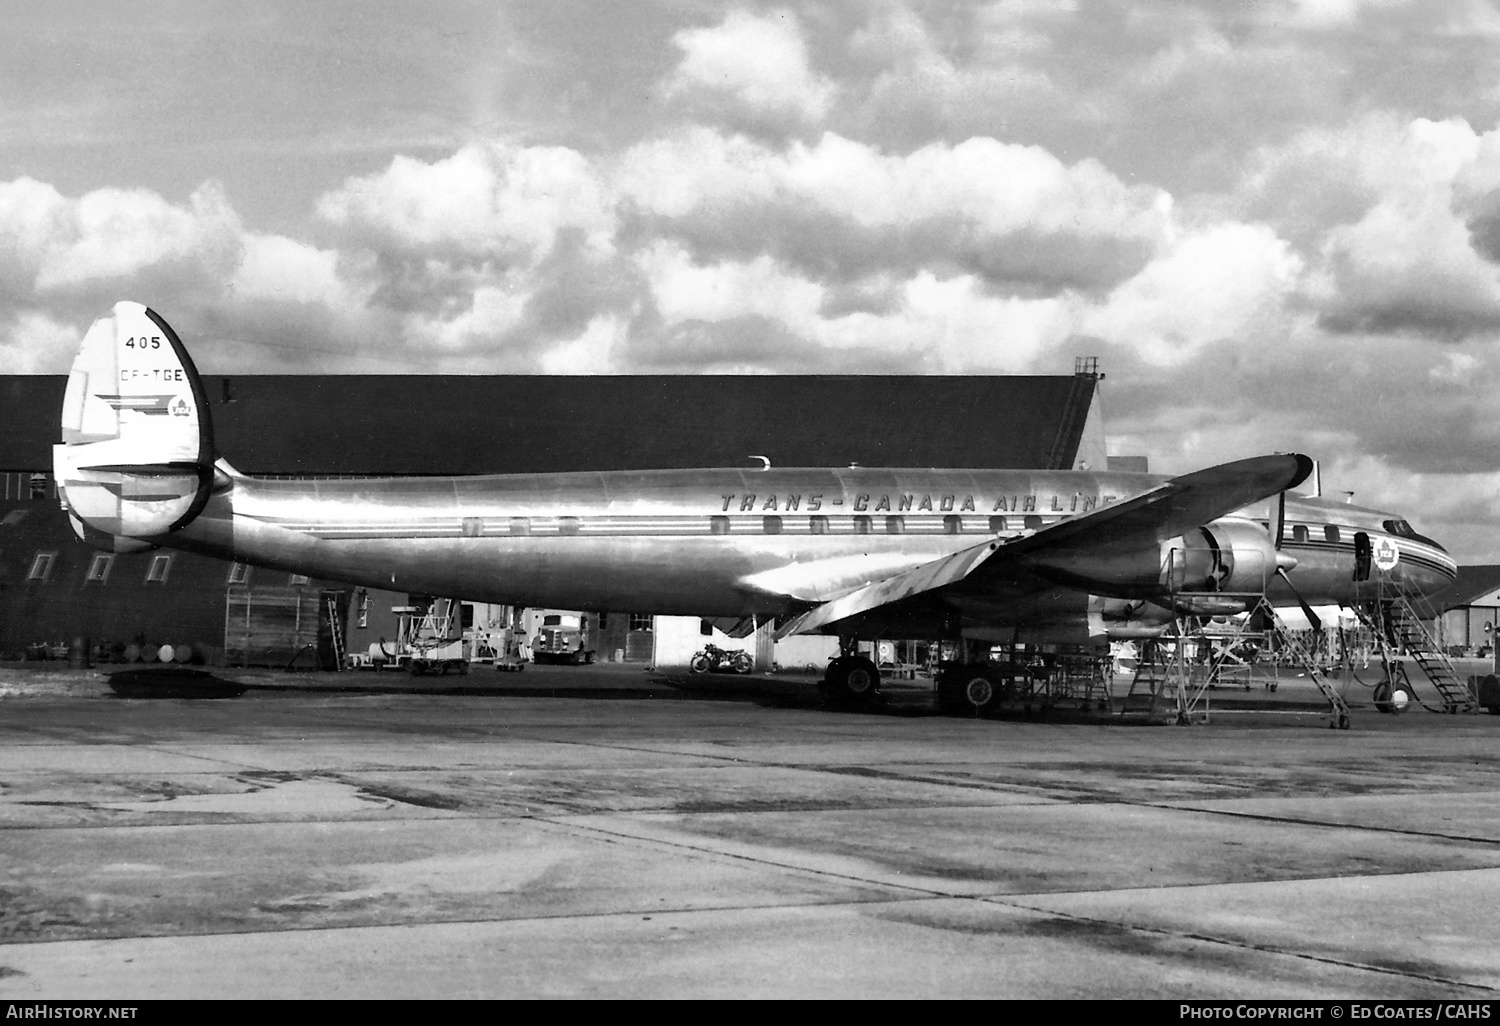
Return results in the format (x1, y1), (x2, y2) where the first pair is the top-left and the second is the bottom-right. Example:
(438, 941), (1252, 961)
(53, 302), (215, 548)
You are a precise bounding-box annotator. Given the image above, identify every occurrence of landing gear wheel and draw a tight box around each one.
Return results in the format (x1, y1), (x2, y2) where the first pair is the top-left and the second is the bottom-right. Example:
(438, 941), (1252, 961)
(1373, 681), (1410, 715)
(938, 667), (1001, 716)
(821, 656), (881, 708)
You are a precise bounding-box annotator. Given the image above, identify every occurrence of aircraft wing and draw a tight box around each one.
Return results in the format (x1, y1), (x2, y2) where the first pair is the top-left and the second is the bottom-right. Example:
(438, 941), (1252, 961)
(773, 453), (1313, 639)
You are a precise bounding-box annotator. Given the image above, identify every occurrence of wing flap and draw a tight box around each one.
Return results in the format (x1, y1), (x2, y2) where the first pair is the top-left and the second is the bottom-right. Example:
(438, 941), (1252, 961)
(773, 538), (1003, 638)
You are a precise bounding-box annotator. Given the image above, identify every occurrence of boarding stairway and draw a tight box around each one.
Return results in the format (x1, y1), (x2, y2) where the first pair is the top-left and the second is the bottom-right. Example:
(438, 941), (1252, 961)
(1354, 588), (1473, 713)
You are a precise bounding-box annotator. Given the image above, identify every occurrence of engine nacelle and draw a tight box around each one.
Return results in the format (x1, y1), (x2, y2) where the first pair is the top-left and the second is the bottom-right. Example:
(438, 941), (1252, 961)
(1160, 520), (1278, 597)
(1025, 517), (1278, 610)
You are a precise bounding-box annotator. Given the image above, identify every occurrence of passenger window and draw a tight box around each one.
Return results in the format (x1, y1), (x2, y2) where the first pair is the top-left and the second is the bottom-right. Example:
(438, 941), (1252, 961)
(853, 515), (871, 535)
(1024, 515), (1043, 531)
(1292, 525), (1308, 543)
(509, 517), (531, 536)
(989, 515), (1008, 533)
(942, 515), (962, 535)
(710, 515), (730, 535)
(885, 516), (905, 535)
(809, 515), (829, 535)
(763, 515), (782, 534)
(1324, 525), (1340, 543)
(461, 517), (484, 537)
(557, 516), (580, 536)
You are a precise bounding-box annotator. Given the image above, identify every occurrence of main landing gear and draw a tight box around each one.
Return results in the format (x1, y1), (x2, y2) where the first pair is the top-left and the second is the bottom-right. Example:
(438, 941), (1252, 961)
(819, 638), (882, 709)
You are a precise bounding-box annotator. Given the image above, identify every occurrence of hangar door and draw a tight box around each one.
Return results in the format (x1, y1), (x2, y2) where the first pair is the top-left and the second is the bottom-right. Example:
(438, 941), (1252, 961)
(226, 587), (347, 668)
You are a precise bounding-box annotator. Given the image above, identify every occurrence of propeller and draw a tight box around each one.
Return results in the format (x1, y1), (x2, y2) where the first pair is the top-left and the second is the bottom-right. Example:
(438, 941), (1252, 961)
(1269, 488), (1322, 632)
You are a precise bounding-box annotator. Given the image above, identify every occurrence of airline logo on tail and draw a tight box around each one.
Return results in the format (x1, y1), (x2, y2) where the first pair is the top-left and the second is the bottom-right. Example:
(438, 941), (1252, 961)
(94, 393), (190, 416)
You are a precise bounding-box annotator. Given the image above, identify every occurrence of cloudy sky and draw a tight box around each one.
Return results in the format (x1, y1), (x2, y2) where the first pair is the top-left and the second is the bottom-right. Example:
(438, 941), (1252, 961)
(3, 1), (1500, 560)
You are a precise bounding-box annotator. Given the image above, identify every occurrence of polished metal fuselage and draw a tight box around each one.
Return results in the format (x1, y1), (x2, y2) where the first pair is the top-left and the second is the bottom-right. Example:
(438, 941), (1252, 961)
(162, 465), (1455, 632)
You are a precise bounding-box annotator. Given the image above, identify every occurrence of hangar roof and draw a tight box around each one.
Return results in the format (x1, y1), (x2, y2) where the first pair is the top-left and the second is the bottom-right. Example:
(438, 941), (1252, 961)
(1, 373), (1100, 476)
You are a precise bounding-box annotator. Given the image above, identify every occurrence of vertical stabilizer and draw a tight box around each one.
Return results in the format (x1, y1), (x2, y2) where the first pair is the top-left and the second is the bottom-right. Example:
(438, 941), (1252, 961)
(53, 302), (215, 540)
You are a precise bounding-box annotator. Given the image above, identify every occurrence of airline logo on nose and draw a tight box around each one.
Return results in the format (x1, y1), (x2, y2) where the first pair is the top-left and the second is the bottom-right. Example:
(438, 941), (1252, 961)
(1374, 538), (1400, 570)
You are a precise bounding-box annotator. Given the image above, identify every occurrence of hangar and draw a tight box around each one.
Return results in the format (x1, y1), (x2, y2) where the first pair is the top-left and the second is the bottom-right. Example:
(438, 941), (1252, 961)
(1, 367), (1117, 668)
(1427, 565), (1500, 658)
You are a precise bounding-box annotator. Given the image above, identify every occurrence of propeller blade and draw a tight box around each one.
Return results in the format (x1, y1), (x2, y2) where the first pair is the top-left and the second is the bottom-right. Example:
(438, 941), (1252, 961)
(1276, 566), (1322, 633)
(1270, 490), (1286, 549)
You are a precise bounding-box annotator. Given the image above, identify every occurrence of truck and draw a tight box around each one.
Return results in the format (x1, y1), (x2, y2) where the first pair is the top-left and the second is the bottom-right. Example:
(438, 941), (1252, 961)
(532, 613), (595, 665)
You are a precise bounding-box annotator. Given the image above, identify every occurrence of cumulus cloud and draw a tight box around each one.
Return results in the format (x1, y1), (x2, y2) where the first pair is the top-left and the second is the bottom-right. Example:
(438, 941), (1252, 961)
(1253, 116), (1500, 338)
(0, 178), (243, 297)
(664, 9), (835, 128)
(317, 142), (616, 266)
(617, 128), (1170, 290)
(0, 310), (80, 373)
(1084, 223), (1303, 365)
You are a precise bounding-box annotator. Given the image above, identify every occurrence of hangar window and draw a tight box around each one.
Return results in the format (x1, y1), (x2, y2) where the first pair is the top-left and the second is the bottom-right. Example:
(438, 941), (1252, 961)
(509, 517), (531, 536)
(808, 515), (829, 535)
(598, 613), (609, 629)
(885, 516), (905, 535)
(289, 573), (309, 587)
(227, 562), (251, 585)
(85, 554), (114, 584)
(700, 619), (714, 636)
(27, 551), (56, 582)
(942, 515), (962, 535)
(989, 516), (1008, 533)
(1324, 525), (1341, 543)
(1292, 525), (1308, 543)
(763, 515), (783, 534)
(1024, 515), (1043, 531)
(852, 515), (871, 534)
(628, 613), (653, 632)
(710, 516), (730, 535)
(145, 554), (173, 585)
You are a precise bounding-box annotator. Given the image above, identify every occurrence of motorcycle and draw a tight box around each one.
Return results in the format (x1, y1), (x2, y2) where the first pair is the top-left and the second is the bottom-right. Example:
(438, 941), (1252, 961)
(689, 643), (753, 675)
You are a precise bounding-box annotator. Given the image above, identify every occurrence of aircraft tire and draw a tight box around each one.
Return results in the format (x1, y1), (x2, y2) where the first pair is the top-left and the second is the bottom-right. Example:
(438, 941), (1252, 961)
(822, 656), (880, 707)
(962, 670), (1002, 715)
(1373, 681), (1410, 715)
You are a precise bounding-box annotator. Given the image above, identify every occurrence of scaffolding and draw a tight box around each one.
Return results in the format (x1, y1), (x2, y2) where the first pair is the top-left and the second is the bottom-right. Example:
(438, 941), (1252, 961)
(1113, 545), (1354, 729)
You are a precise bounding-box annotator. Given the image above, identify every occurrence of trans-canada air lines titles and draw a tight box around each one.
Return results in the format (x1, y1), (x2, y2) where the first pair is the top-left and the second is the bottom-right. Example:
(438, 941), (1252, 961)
(718, 492), (1115, 514)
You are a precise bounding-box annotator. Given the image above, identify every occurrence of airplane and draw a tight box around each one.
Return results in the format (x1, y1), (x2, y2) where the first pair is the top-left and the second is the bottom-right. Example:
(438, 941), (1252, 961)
(53, 302), (1457, 714)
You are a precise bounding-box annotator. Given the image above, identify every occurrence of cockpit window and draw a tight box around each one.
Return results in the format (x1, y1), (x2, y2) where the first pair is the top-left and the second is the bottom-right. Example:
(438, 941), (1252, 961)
(1381, 517), (1445, 551)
